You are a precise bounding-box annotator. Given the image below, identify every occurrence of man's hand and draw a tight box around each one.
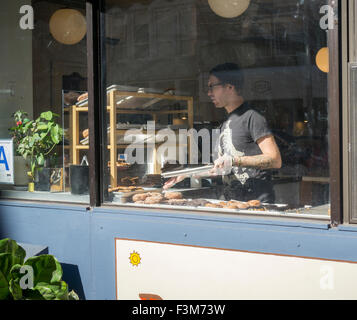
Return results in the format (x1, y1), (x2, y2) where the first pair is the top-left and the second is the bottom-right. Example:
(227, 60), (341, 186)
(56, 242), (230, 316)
(163, 175), (186, 190)
(209, 154), (234, 176)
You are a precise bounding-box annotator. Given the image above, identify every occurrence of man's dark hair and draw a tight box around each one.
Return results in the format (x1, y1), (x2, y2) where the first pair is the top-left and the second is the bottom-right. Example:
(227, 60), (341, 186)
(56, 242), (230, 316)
(209, 63), (244, 92)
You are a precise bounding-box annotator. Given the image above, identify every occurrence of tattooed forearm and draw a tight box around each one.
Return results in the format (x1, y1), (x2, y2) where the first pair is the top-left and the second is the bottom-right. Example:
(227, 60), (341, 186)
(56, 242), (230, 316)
(234, 155), (277, 169)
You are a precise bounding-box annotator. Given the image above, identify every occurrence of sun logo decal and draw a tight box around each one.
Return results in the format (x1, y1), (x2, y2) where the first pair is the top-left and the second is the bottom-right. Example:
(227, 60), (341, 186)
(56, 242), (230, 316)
(129, 251), (141, 267)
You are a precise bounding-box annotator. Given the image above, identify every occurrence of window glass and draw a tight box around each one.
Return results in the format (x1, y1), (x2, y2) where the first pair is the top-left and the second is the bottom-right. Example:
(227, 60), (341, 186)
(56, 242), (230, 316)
(0, 0), (89, 203)
(102, 0), (331, 218)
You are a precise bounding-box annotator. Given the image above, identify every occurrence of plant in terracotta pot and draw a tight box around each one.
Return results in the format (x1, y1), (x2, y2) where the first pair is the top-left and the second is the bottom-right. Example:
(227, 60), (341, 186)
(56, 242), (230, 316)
(9, 110), (63, 191)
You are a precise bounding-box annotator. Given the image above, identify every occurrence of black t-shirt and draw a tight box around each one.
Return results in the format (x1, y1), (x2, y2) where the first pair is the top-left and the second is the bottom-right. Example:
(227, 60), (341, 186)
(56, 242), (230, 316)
(216, 102), (275, 202)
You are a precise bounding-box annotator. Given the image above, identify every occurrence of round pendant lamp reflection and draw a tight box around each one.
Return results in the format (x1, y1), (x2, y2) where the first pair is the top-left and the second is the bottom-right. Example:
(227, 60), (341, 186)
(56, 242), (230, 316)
(49, 9), (86, 45)
(208, 0), (251, 18)
(316, 47), (329, 73)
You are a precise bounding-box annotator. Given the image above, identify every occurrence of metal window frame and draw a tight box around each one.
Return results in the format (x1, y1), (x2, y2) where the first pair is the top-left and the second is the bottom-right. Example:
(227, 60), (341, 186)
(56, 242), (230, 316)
(87, 0), (106, 207)
(86, 0), (344, 226)
(328, 0), (342, 225)
(344, 0), (357, 224)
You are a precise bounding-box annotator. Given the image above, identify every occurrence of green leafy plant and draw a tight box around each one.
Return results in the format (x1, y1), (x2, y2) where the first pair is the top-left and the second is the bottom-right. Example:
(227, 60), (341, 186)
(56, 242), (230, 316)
(9, 110), (63, 182)
(0, 238), (79, 300)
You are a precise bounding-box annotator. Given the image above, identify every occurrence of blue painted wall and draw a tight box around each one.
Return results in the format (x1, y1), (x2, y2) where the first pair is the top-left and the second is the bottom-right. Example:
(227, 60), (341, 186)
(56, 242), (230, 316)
(1, 200), (357, 300)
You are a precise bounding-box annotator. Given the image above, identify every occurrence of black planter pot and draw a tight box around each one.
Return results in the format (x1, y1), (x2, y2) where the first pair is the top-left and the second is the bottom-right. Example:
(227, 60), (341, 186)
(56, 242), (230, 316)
(70, 165), (89, 195)
(34, 168), (51, 191)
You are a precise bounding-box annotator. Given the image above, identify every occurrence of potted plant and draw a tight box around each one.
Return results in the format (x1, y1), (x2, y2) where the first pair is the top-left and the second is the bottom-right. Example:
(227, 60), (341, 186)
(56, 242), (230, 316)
(0, 238), (79, 300)
(9, 110), (63, 192)
(8, 111), (30, 186)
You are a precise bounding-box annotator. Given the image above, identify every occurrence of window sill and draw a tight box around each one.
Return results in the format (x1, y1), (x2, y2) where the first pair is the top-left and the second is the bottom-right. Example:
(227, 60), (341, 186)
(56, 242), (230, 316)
(0, 189), (89, 205)
(99, 201), (331, 230)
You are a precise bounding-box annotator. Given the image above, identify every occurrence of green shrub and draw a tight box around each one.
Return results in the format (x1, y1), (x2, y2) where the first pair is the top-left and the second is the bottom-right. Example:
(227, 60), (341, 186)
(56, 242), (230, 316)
(0, 238), (78, 300)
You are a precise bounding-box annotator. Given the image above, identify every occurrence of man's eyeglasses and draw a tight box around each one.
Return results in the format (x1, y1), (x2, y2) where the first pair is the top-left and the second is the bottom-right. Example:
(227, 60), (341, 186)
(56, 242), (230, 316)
(207, 82), (224, 92)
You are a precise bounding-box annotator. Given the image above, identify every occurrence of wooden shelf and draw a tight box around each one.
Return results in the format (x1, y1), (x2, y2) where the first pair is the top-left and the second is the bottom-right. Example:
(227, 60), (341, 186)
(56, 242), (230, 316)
(69, 89), (194, 188)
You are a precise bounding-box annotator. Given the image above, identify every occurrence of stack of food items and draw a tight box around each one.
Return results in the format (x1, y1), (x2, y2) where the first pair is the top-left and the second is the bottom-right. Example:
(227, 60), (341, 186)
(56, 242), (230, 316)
(131, 191), (262, 210)
(132, 191), (184, 204)
(109, 186), (144, 193)
(119, 176), (139, 186)
(107, 160), (131, 170)
(204, 199), (261, 209)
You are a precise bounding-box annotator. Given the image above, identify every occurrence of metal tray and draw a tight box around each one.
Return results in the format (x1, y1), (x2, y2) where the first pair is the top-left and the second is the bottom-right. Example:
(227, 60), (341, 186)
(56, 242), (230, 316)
(161, 165), (214, 178)
(113, 187), (162, 203)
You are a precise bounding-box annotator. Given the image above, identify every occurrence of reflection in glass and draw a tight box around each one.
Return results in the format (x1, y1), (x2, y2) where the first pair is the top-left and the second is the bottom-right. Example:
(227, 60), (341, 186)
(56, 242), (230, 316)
(0, 0), (88, 203)
(101, 0), (330, 217)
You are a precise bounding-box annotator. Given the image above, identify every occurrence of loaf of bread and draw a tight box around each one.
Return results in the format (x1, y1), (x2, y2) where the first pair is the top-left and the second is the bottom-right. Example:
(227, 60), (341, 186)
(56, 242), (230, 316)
(164, 191), (183, 200)
(132, 193), (149, 202)
(247, 200), (261, 207)
(144, 195), (164, 204)
(236, 202), (250, 209)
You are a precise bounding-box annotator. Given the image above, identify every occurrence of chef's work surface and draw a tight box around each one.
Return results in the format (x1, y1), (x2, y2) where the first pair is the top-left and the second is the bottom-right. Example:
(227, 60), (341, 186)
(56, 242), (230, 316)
(110, 187), (330, 219)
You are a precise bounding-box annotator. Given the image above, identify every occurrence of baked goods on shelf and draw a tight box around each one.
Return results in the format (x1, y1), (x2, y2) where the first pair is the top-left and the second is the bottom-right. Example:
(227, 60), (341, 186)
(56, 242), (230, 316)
(120, 176), (139, 186)
(247, 200), (261, 207)
(236, 202), (250, 209)
(185, 199), (210, 207)
(144, 195), (164, 204)
(163, 199), (188, 206)
(132, 192), (163, 203)
(132, 193), (149, 202)
(205, 203), (223, 208)
(129, 190), (266, 212)
(163, 191), (183, 200)
(108, 161), (131, 170)
(109, 186), (143, 193)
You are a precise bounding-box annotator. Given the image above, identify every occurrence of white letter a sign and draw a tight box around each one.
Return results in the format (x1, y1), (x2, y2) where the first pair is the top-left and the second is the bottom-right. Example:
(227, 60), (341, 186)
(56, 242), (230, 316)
(19, 5), (34, 30)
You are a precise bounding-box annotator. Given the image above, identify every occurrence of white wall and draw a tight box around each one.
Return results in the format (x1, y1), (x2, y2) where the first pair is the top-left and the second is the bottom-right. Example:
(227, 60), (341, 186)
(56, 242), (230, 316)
(0, 0), (33, 138)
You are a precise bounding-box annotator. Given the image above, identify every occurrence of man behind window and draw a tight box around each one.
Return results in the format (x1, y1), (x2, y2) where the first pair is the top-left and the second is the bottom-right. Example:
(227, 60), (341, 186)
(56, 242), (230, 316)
(164, 62), (282, 203)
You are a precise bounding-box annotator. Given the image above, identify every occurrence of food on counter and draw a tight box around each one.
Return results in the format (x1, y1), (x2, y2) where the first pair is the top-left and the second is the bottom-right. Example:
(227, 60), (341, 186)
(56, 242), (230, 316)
(109, 186), (143, 193)
(249, 207), (266, 211)
(247, 200), (261, 207)
(144, 197), (162, 204)
(164, 191), (183, 200)
(223, 204), (239, 209)
(163, 198), (188, 206)
(129, 191), (266, 212)
(185, 199), (210, 207)
(132, 192), (163, 203)
(132, 193), (149, 202)
(236, 202), (250, 209)
(146, 192), (162, 198)
(120, 176), (139, 185)
(144, 194), (164, 204)
(227, 200), (242, 205)
(205, 203), (223, 208)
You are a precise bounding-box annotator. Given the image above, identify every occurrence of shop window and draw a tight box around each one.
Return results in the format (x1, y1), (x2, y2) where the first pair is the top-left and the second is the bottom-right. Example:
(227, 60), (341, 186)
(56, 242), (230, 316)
(0, 0), (89, 203)
(100, 0), (333, 218)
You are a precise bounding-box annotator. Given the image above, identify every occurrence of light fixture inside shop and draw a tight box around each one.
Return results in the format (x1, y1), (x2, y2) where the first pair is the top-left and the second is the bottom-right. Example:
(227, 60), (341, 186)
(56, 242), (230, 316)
(49, 9), (87, 45)
(208, 0), (251, 18)
(316, 47), (329, 73)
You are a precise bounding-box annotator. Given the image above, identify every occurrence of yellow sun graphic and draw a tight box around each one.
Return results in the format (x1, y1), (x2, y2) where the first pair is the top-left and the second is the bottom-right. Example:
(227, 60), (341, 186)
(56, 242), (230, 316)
(129, 251), (141, 267)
